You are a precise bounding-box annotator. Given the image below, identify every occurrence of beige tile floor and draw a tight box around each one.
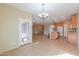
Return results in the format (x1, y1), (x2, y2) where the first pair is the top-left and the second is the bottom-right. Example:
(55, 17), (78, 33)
(0, 35), (79, 56)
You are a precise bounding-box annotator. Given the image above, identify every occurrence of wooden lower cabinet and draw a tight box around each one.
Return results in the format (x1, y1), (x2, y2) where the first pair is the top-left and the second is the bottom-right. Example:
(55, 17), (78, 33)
(68, 32), (77, 44)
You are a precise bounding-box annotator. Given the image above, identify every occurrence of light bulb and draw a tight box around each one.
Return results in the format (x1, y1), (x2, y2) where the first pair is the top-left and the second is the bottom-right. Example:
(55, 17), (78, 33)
(38, 13), (42, 17)
(46, 13), (48, 16)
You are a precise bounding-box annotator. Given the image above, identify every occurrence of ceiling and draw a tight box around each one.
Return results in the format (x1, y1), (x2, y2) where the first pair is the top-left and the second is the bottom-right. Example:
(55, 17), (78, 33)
(6, 3), (79, 24)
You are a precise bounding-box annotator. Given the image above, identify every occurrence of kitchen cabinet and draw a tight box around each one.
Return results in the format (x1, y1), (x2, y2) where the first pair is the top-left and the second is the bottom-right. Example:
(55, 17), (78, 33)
(68, 32), (77, 44)
(71, 15), (77, 28)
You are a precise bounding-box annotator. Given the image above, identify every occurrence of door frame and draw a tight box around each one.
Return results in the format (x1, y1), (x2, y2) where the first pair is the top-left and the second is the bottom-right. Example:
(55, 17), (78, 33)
(18, 18), (32, 46)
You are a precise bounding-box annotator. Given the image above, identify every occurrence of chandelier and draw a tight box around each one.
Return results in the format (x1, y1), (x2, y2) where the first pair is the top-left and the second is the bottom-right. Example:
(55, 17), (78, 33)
(38, 3), (48, 21)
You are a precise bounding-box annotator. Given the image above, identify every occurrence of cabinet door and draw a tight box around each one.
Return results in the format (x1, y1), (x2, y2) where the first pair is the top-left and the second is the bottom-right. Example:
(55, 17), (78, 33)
(71, 15), (77, 28)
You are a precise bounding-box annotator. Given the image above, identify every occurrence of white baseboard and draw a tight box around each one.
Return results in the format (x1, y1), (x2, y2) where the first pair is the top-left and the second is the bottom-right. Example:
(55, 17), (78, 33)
(0, 45), (20, 54)
(0, 40), (32, 54)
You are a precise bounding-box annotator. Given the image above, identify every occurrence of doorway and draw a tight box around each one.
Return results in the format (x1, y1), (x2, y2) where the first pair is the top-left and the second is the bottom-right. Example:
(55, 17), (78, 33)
(19, 18), (32, 46)
(33, 24), (44, 35)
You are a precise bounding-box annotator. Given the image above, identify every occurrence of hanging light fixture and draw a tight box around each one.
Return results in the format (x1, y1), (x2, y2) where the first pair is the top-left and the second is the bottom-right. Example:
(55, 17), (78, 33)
(38, 3), (48, 21)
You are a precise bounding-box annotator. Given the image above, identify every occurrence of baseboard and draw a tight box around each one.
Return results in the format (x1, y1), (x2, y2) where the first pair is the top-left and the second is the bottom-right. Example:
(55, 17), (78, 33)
(0, 45), (20, 54)
(0, 41), (32, 54)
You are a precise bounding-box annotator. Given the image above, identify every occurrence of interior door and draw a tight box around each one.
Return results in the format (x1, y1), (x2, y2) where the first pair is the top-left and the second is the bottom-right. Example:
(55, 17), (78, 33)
(19, 18), (32, 46)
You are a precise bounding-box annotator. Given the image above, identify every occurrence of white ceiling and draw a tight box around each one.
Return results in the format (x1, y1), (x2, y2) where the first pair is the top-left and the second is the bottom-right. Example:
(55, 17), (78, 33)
(6, 3), (79, 24)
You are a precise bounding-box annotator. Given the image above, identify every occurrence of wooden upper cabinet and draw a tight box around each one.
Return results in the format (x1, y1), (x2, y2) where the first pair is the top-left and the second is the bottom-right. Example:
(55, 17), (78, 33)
(71, 15), (77, 28)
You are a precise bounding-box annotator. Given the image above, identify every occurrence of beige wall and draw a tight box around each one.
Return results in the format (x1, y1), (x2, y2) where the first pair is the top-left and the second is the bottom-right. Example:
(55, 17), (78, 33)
(0, 4), (32, 53)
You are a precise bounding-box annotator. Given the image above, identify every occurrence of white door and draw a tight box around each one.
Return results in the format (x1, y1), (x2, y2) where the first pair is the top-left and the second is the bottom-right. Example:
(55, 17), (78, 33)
(19, 18), (32, 46)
